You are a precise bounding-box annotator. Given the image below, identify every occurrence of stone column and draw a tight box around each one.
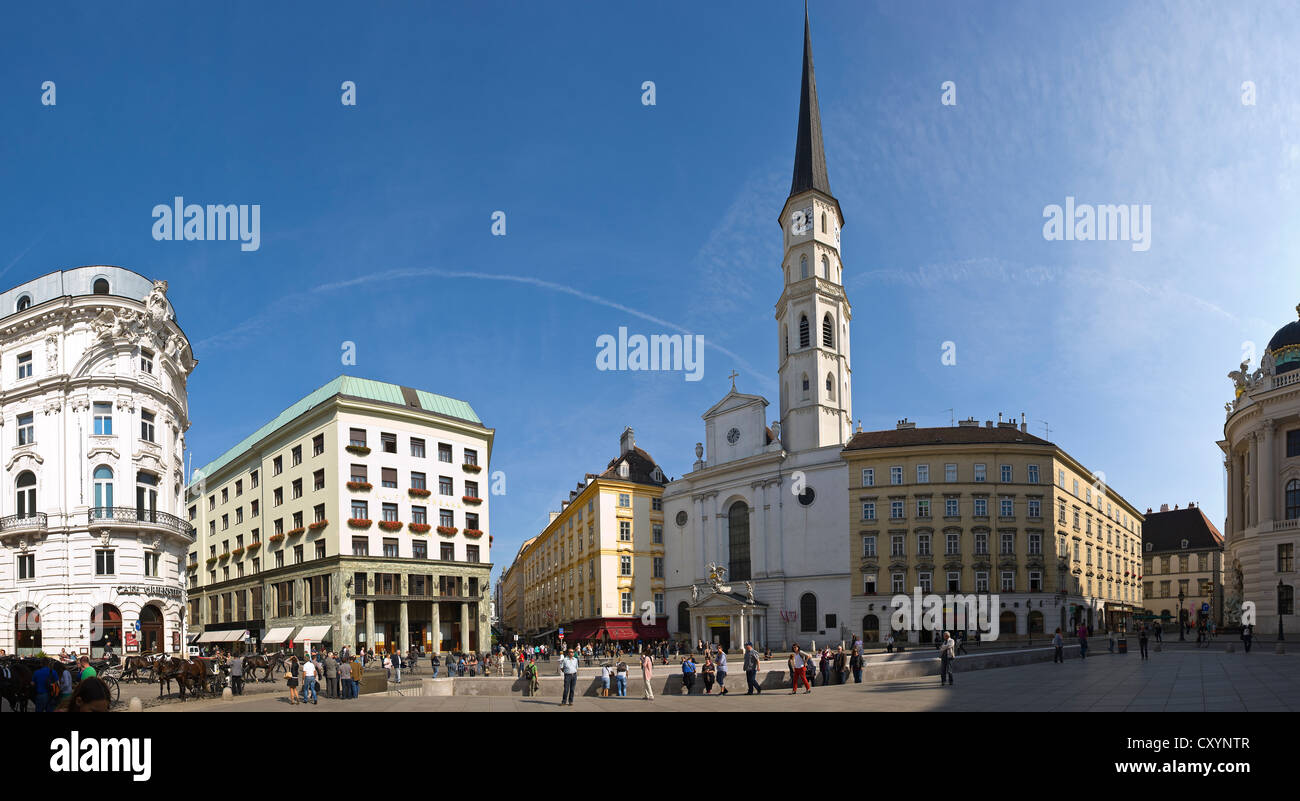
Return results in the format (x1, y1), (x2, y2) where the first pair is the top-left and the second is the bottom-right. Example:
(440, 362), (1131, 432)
(1259, 420), (1275, 525)
(738, 609), (747, 647)
(431, 602), (441, 654)
(399, 601), (410, 653)
(460, 602), (470, 653)
(1247, 434), (1258, 528)
(693, 494), (706, 581)
(365, 600), (375, 652)
(753, 481), (768, 577)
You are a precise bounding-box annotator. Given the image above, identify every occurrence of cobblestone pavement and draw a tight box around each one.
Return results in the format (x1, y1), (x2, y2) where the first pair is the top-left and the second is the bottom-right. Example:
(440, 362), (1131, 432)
(147, 649), (1298, 712)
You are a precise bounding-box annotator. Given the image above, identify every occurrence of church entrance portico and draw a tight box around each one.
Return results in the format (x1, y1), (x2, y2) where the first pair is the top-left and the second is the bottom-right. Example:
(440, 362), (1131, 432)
(689, 591), (766, 651)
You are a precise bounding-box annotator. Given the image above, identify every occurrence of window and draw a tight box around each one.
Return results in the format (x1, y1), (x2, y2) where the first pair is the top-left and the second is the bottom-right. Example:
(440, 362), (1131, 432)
(351, 500), (368, 520)
(291, 478), (302, 499)
(272, 456), (283, 476)
(92, 466), (112, 511)
(973, 464), (986, 482)
(293, 545), (304, 564)
(1287, 479), (1300, 520)
(313, 469), (325, 491)
(15, 294), (31, 311)
(275, 551), (284, 569)
(1000, 464), (1013, 483)
(799, 593), (817, 632)
(890, 500), (904, 519)
(973, 498), (987, 517)
(891, 534), (905, 557)
(1028, 465), (1040, 484)
(862, 535), (877, 557)
(1029, 571), (1043, 591)
(945, 497), (959, 517)
(861, 502), (875, 521)
(276, 581), (294, 617)
(465, 480), (479, 498)
(251, 470), (258, 488)
(313, 433), (325, 456)
(618, 492), (631, 508)
(93, 402), (113, 435)
(383, 538), (399, 557)
(916, 498), (930, 518)
(974, 531), (988, 555)
(352, 537), (369, 556)
(917, 533), (931, 556)
(349, 428), (367, 448)
(439, 544), (454, 562)
(381, 433), (397, 454)
(1073, 478), (1080, 496)
(273, 488), (282, 506)
(1028, 532), (1042, 555)
(947, 571), (960, 592)
(17, 413), (34, 446)
(798, 314), (810, 348)
(464, 449), (478, 466)
(946, 532), (959, 555)
(653, 557), (664, 578)
(382, 503), (398, 522)
(1028, 499), (1041, 518)
(439, 476), (453, 496)
(251, 499), (259, 517)
(140, 410), (155, 442)
(1279, 544), (1295, 573)
(652, 523), (663, 544)
(1000, 532), (1014, 554)
(412, 540), (427, 560)
(95, 549), (115, 575)
(1000, 571), (1015, 592)
(467, 545), (480, 562)
(975, 571), (989, 593)
(314, 540), (326, 560)
(17, 553), (35, 579)
(890, 466), (903, 485)
(380, 467), (397, 489)
(221, 514), (228, 530)
(439, 509), (454, 528)
(17, 352), (32, 379)
(1000, 497), (1013, 517)
(822, 313), (834, 347)
(944, 464), (957, 482)
(291, 445), (302, 466)
(618, 520), (631, 542)
(891, 573), (905, 594)
(916, 464), (929, 483)
(621, 592), (633, 615)
(412, 506), (427, 525)
(438, 443), (452, 463)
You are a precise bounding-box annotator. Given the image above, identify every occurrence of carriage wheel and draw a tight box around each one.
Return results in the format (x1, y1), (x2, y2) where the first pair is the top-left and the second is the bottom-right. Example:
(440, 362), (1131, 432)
(104, 675), (121, 705)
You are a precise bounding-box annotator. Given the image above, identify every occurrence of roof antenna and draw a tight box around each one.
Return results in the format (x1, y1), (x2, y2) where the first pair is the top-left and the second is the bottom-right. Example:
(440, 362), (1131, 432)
(944, 408), (954, 426)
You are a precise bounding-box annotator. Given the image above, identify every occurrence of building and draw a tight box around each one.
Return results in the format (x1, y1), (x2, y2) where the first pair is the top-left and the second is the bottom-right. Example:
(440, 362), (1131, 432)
(497, 536), (533, 639)
(185, 375), (493, 655)
(1140, 503), (1224, 628)
(663, 9), (851, 651)
(516, 428), (668, 645)
(0, 266), (196, 657)
(841, 416), (1145, 642)
(1220, 301), (1300, 636)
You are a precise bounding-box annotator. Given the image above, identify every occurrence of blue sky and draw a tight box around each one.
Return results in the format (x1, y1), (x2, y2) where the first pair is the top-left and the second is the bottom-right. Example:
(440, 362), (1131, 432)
(2, 1), (1298, 582)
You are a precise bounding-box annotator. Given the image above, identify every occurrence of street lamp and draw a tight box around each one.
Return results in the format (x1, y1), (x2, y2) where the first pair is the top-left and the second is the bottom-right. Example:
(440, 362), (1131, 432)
(1278, 580), (1286, 642)
(1178, 588), (1185, 641)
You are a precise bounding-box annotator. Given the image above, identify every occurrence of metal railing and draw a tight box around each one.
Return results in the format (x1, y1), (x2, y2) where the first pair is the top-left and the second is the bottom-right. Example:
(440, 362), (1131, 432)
(0, 513), (48, 532)
(88, 506), (194, 539)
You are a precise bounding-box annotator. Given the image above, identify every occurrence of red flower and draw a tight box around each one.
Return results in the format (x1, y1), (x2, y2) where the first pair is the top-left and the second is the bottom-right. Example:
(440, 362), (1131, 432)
(308, 520), (329, 531)
(464, 528), (483, 538)
(348, 518), (373, 529)
(408, 488), (432, 498)
(268, 533), (286, 543)
(462, 495), (483, 505)
(409, 523), (431, 534)
(436, 525), (458, 536)
(378, 520), (403, 532)
(462, 464), (482, 473)
(347, 481), (372, 491)
(286, 527), (306, 537)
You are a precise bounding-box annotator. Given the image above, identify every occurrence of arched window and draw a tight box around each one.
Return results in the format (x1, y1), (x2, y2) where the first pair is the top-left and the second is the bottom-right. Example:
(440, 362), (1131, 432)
(799, 255), (808, 279)
(1000, 611), (1018, 635)
(139, 603), (164, 653)
(822, 313), (834, 347)
(821, 212), (827, 233)
(16, 295), (31, 312)
(862, 614), (879, 641)
(15, 605), (41, 654)
(821, 255), (829, 279)
(94, 466), (114, 515)
(799, 592), (818, 632)
(728, 500), (751, 581)
(90, 604), (122, 657)
(783, 324), (789, 358)
(92, 278), (110, 295)
(799, 315), (809, 348)
(15, 471), (36, 518)
(136, 470), (159, 520)
(1028, 610), (1045, 633)
(801, 373), (810, 398)
(825, 373), (835, 399)
(1287, 479), (1300, 520)
(677, 601), (690, 637)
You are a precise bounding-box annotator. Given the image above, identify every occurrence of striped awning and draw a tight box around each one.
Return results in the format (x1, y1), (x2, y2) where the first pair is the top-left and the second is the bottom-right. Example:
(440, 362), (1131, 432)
(263, 627), (296, 643)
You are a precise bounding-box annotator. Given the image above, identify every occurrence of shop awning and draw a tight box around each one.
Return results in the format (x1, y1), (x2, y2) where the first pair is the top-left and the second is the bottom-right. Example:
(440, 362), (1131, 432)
(186, 633), (201, 644)
(604, 619), (638, 641)
(220, 630), (249, 642)
(634, 620), (669, 640)
(569, 621), (602, 641)
(296, 625), (331, 642)
(263, 627), (296, 643)
(196, 630), (225, 643)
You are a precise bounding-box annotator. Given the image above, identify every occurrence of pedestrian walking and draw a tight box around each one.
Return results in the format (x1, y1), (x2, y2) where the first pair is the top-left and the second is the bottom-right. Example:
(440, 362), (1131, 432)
(349, 655), (362, 699)
(702, 657), (716, 694)
(525, 657), (539, 696)
(714, 647), (728, 695)
(680, 655), (697, 694)
(788, 644), (812, 694)
(323, 652), (337, 698)
(1052, 628), (1064, 663)
(744, 642), (762, 694)
(615, 658), (628, 697)
(230, 653), (245, 696)
(1076, 623), (1088, 659)
(885, 633), (895, 653)
(1154, 623), (1163, 643)
(640, 650), (655, 701)
(938, 631), (956, 686)
(302, 654), (318, 704)
(956, 631), (968, 655)
(394, 650), (402, 683)
(286, 656), (300, 705)
(1138, 624), (1149, 660)
(850, 647), (863, 683)
(820, 648), (832, 686)
(558, 648), (579, 706)
(1242, 624), (1253, 653)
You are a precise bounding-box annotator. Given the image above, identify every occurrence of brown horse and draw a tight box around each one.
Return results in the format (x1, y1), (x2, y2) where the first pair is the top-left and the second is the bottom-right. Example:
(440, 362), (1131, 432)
(156, 656), (213, 701)
(120, 654), (158, 683)
(0, 658), (35, 712)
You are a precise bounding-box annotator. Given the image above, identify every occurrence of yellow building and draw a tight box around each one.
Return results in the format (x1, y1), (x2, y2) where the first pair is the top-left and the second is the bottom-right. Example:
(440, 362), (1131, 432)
(842, 416), (1144, 642)
(1140, 503), (1225, 628)
(515, 428), (669, 645)
(498, 537), (534, 638)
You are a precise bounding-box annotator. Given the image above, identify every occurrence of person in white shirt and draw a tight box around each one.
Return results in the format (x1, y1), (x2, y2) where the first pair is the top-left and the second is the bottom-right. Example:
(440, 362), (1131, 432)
(558, 649), (580, 706)
(301, 656), (319, 704)
(938, 631), (956, 686)
(600, 664), (611, 696)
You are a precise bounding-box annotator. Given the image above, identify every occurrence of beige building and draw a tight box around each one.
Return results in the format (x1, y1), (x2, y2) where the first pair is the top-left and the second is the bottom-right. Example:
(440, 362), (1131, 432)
(515, 428), (669, 645)
(185, 376), (494, 655)
(842, 416), (1144, 642)
(497, 536), (533, 639)
(1140, 503), (1224, 628)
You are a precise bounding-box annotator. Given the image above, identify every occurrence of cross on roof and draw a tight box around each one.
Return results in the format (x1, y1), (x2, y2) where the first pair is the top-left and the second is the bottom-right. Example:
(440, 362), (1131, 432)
(728, 370), (739, 391)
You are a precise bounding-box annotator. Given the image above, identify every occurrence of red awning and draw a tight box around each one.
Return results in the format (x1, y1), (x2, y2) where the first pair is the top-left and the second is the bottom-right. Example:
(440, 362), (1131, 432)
(634, 619), (669, 640)
(604, 619), (638, 641)
(569, 621), (602, 641)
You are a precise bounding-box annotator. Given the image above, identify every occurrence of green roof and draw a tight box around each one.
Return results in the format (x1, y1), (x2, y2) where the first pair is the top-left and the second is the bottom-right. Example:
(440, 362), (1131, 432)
(190, 375), (481, 485)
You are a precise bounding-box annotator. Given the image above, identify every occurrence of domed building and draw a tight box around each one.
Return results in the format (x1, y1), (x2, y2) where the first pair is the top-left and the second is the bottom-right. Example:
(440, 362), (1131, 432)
(0, 266), (196, 657)
(1220, 302), (1300, 638)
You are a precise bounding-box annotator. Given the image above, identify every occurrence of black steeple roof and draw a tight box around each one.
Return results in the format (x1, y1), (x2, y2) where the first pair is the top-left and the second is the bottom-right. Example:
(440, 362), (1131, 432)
(789, 5), (833, 200)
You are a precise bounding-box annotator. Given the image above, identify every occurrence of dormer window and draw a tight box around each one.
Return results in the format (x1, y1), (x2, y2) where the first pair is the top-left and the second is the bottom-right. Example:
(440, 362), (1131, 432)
(651, 466), (664, 483)
(618, 461), (630, 479)
(92, 278), (110, 294)
(15, 294), (31, 312)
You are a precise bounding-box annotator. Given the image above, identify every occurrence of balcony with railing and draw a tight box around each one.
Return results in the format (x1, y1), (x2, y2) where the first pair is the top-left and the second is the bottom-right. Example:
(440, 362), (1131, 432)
(88, 506), (194, 540)
(0, 512), (48, 536)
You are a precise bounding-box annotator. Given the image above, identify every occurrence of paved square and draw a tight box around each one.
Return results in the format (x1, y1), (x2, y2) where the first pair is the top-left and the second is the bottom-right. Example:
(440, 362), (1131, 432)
(149, 649), (1298, 712)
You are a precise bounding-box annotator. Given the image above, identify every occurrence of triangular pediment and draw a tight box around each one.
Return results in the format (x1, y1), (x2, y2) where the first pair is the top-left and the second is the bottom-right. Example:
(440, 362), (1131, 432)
(689, 590), (767, 610)
(702, 388), (769, 420)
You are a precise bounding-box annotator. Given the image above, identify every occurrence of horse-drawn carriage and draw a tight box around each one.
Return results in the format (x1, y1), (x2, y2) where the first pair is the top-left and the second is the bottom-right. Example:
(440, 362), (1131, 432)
(0, 655), (121, 710)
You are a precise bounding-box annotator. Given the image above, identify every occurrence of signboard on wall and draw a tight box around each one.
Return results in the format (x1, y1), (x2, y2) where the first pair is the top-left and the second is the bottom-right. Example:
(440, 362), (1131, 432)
(172, 631), (181, 650)
(125, 632), (138, 648)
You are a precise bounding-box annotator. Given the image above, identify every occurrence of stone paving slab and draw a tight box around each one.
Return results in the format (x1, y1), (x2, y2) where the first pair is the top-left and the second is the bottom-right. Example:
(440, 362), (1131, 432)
(145, 650), (1296, 712)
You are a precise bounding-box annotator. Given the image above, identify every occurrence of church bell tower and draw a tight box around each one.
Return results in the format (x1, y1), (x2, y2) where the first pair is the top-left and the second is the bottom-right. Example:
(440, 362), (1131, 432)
(776, 6), (852, 452)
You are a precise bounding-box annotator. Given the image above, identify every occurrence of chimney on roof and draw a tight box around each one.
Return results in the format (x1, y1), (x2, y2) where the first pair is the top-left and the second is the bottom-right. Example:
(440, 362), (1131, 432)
(1160, 504), (1169, 512)
(1146, 507), (1152, 514)
(1020, 412), (1027, 433)
(1189, 501), (1196, 508)
(985, 420), (993, 428)
(895, 418), (916, 430)
(998, 412), (1003, 424)
(620, 427), (635, 455)
(549, 511), (561, 523)
(958, 417), (978, 427)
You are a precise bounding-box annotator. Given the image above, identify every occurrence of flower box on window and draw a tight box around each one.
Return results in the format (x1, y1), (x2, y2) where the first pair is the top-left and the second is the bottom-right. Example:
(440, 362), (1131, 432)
(247, 541), (261, 550)
(268, 533), (286, 543)
(346, 481), (372, 491)
(409, 523), (431, 534)
(308, 519), (329, 531)
(462, 495), (483, 505)
(347, 518), (373, 529)
(219, 552), (230, 560)
(436, 525), (458, 536)
(378, 520), (403, 532)
(345, 445), (371, 456)
(408, 487), (431, 498)
(231, 547), (245, 557)
(206, 556), (218, 564)
(464, 528), (484, 538)
(462, 464), (482, 473)
(286, 527), (306, 537)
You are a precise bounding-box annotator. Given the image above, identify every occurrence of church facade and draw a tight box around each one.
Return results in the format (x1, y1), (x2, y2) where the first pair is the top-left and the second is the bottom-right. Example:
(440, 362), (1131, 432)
(662, 10), (853, 651)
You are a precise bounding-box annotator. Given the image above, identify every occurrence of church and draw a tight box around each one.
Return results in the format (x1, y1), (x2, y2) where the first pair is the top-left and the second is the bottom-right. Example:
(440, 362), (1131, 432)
(662, 8), (854, 651)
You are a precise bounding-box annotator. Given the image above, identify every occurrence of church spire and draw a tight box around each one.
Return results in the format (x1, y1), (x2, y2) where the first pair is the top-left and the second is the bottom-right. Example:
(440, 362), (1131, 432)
(789, 4), (832, 200)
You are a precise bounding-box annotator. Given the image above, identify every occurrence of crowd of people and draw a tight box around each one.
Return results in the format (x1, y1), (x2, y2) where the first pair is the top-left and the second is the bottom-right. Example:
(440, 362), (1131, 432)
(1, 651), (115, 712)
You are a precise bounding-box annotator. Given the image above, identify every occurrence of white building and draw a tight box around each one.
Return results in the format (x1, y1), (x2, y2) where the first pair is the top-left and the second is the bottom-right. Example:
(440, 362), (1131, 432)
(0, 266), (196, 657)
(663, 11), (852, 650)
(1221, 301), (1300, 637)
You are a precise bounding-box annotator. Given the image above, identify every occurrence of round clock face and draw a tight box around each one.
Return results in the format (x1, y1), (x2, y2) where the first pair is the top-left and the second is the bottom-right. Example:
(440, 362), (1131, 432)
(727, 427), (741, 445)
(675, 511), (688, 527)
